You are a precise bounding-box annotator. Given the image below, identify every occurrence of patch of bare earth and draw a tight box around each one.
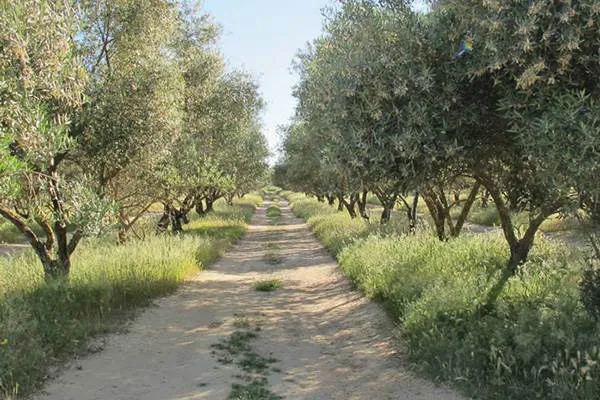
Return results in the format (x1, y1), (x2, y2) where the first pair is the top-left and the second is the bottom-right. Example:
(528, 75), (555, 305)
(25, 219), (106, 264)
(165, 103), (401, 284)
(34, 200), (464, 400)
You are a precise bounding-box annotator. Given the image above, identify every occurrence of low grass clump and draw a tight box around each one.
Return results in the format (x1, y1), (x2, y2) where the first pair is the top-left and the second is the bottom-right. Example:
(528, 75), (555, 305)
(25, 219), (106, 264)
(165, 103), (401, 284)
(254, 279), (283, 292)
(266, 204), (281, 219)
(0, 200), (257, 397)
(238, 194), (264, 209)
(464, 204), (504, 226)
(540, 213), (586, 232)
(0, 222), (54, 245)
(187, 204), (249, 240)
(211, 315), (281, 400)
(288, 193), (600, 400)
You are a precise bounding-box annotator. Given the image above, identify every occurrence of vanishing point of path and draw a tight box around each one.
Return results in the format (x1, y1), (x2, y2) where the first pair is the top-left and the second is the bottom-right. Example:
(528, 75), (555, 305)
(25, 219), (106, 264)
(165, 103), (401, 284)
(35, 201), (463, 400)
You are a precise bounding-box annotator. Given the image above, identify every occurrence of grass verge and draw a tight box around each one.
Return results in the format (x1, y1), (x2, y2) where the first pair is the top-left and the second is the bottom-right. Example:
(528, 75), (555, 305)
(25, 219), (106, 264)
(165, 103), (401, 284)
(288, 193), (600, 400)
(0, 197), (259, 397)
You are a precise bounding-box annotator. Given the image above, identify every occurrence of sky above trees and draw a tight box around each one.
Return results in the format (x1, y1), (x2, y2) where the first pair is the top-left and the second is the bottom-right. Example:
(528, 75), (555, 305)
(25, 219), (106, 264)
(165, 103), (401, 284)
(202, 0), (328, 162)
(203, 1), (429, 162)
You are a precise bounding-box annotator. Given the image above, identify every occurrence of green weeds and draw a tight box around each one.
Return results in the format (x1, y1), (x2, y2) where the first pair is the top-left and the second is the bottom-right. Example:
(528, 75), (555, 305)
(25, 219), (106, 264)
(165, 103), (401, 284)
(266, 205), (281, 219)
(211, 315), (281, 400)
(254, 279), (283, 292)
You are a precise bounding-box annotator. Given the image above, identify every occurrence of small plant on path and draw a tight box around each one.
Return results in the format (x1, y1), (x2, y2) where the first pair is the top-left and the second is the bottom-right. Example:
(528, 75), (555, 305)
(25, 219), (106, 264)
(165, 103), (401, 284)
(254, 279), (283, 292)
(210, 315), (282, 400)
(266, 205), (281, 219)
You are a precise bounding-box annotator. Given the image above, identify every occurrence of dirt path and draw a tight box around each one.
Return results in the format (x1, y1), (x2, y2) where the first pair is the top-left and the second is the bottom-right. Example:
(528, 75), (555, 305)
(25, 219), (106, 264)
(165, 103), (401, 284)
(35, 200), (463, 400)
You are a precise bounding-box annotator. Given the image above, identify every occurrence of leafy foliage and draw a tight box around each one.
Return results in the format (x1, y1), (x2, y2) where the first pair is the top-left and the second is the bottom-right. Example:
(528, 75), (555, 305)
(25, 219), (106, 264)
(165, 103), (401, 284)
(0, 0), (269, 273)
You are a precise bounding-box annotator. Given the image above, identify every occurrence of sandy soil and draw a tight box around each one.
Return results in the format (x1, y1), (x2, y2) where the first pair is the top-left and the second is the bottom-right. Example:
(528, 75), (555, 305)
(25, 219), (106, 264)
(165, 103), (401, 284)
(34, 200), (464, 400)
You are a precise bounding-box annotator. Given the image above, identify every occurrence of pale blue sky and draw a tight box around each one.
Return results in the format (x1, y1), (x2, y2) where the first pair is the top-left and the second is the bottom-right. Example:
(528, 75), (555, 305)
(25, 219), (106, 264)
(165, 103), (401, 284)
(202, 1), (427, 161)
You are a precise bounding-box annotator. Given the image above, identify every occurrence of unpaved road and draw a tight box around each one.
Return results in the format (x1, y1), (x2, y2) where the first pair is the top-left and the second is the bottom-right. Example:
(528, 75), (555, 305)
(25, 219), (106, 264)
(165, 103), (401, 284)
(35, 200), (463, 400)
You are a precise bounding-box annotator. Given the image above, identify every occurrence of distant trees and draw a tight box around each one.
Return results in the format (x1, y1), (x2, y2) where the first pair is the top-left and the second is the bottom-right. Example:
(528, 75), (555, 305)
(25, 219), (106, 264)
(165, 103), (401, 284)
(276, 0), (600, 307)
(0, 0), (269, 277)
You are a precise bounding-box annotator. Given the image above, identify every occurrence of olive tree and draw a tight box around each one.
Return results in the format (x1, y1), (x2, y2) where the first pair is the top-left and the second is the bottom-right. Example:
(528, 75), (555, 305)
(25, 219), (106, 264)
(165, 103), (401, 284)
(77, 0), (186, 241)
(0, 1), (111, 278)
(425, 0), (600, 306)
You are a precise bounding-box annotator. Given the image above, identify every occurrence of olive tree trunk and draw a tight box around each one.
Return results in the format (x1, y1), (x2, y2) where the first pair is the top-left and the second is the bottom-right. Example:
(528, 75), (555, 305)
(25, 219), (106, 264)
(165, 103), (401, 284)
(479, 178), (558, 311)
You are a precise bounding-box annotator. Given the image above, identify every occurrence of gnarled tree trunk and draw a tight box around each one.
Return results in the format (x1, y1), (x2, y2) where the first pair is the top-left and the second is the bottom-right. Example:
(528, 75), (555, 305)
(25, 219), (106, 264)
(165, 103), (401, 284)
(374, 188), (398, 225)
(422, 190), (447, 240)
(422, 182), (480, 240)
(326, 194), (336, 206)
(340, 193), (358, 219)
(478, 177), (558, 312)
(0, 205), (82, 280)
(357, 190), (369, 221)
(337, 194), (345, 212)
(399, 192), (420, 233)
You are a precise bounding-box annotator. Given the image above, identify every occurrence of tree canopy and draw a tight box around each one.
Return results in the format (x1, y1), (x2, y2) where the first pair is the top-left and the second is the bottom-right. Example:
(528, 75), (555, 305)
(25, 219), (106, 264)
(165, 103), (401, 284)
(0, 0), (269, 277)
